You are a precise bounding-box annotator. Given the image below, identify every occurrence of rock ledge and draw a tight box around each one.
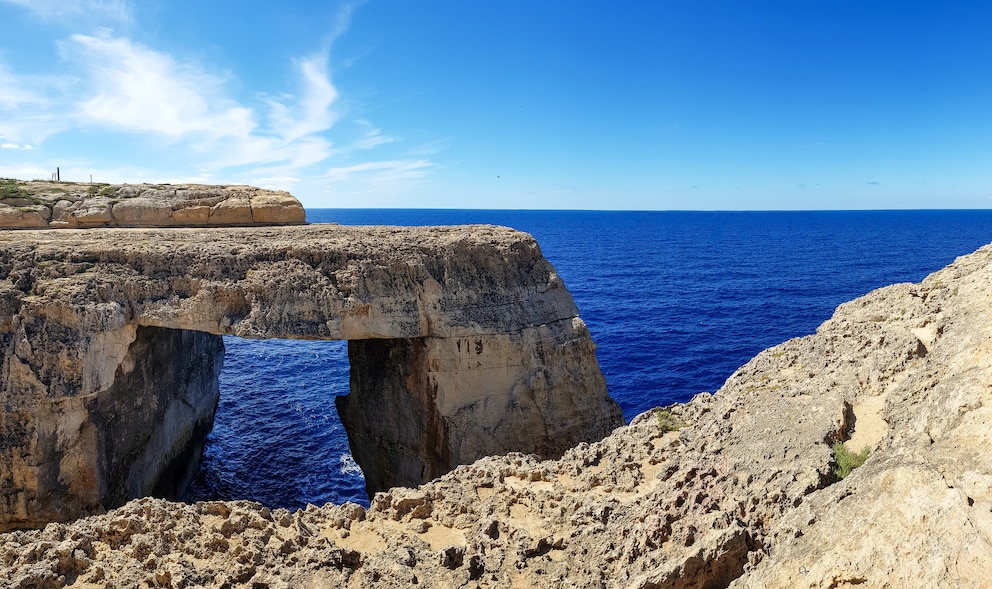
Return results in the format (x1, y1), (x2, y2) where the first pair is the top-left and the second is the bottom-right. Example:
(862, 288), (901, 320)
(0, 180), (305, 228)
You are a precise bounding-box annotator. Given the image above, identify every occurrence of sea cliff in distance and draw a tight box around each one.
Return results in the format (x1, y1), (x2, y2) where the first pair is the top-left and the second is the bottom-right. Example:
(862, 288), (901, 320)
(3, 215), (991, 586)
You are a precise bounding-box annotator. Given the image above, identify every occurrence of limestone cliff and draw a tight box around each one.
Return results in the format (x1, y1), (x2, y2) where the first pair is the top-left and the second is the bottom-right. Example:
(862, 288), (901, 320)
(2, 240), (990, 588)
(0, 180), (305, 228)
(0, 224), (622, 530)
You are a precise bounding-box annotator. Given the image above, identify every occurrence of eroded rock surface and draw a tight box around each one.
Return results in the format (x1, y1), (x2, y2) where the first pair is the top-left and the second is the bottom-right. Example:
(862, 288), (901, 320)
(2, 241), (990, 587)
(0, 224), (622, 530)
(0, 181), (305, 228)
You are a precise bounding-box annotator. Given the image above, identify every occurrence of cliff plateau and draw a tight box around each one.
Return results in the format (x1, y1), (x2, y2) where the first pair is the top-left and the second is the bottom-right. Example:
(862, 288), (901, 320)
(0, 223), (623, 531)
(1, 240), (990, 588)
(0, 181), (305, 229)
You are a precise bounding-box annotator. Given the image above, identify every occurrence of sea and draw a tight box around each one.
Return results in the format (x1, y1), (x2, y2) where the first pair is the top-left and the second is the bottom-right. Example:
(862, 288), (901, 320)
(184, 209), (992, 509)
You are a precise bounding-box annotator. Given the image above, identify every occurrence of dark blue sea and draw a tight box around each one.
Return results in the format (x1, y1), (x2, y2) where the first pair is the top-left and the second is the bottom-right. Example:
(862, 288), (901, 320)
(185, 209), (992, 509)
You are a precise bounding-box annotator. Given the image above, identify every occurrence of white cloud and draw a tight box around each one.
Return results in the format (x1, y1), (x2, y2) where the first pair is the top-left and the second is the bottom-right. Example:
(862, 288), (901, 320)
(69, 34), (256, 141)
(63, 33), (351, 175)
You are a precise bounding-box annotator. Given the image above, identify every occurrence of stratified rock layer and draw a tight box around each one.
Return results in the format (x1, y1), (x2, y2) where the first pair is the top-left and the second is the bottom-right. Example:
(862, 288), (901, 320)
(0, 181), (305, 228)
(2, 240), (990, 588)
(0, 224), (622, 530)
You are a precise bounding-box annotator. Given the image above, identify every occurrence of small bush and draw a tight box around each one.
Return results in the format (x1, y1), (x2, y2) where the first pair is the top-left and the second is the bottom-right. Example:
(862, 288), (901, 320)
(656, 409), (683, 433)
(0, 178), (26, 199)
(831, 442), (869, 481)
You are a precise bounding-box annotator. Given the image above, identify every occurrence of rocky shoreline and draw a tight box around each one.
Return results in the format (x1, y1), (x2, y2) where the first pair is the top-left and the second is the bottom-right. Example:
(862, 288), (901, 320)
(3, 239), (990, 586)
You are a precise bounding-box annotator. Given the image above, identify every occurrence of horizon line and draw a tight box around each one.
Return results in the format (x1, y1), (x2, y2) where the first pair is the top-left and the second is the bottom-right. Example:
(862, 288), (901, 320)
(305, 207), (992, 213)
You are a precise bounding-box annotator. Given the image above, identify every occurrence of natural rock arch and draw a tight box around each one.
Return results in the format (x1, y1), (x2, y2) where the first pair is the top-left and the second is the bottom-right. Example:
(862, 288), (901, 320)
(0, 224), (623, 530)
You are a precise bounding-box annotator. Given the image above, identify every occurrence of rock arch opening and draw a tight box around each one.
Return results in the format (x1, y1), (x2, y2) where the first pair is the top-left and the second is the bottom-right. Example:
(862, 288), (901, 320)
(183, 336), (365, 510)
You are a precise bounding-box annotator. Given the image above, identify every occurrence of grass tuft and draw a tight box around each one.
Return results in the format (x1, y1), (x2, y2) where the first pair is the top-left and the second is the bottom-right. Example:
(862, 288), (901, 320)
(656, 409), (683, 433)
(831, 442), (869, 481)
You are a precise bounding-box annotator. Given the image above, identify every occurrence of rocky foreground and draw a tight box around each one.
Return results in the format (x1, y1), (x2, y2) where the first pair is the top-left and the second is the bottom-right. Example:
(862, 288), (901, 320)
(2, 241), (991, 588)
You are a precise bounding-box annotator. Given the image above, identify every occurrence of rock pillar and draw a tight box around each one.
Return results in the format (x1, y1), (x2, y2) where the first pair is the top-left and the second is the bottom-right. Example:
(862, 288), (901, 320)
(0, 326), (223, 530)
(338, 318), (622, 495)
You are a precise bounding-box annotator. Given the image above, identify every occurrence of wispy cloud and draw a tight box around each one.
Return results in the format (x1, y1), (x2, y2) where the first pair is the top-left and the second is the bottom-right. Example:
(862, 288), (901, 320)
(0, 163), (51, 180)
(325, 159), (434, 184)
(264, 53), (339, 144)
(0, 0), (131, 24)
(250, 175), (301, 192)
(0, 1), (434, 202)
(0, 61), (68, 144)
(349, 120), (394, 150)
(0, 63), (36, 109)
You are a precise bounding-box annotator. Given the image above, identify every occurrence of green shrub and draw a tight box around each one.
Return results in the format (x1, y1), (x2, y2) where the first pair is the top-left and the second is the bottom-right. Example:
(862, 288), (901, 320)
(831, 442), (869, 481)
(656, 409), (683, 433)
(0, 178), (26, 199)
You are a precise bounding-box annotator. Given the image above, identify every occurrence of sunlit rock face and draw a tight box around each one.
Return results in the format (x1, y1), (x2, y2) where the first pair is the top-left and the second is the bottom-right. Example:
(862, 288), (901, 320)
(340, 316), (617, 496)
(0, 222), (622, 529)
(0, 181), (305, 229)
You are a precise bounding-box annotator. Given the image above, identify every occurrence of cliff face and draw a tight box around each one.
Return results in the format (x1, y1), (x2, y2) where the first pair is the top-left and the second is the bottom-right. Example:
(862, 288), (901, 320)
(340, 317), (611, 495)
(2, 241), (990, 588)
(0, 224), (622, 530)
(0, 324), (222, 529)
(0, 181), (305, 228)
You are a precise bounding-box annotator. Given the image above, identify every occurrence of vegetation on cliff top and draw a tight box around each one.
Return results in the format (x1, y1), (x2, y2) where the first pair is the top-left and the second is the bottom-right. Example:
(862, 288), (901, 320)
(656, 408), (683, 433)
(0, 178), (27, 199)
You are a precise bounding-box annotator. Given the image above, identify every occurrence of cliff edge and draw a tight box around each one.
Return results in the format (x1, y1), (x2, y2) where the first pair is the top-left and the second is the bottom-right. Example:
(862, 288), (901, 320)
(2, 239), (990, 588)
(0, 180), (305, 228)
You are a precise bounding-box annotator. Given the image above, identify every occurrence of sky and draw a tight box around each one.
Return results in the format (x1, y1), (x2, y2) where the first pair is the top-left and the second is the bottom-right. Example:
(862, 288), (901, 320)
(1, 1), (991, 210)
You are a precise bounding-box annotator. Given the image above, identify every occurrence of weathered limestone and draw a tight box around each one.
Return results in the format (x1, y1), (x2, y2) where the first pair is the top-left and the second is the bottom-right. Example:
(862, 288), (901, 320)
(0, 224), (622, 530)
(2, 241), (990, 587)
(0, 322), (222, 530)
(340, 317), (616, 494)
(0, 181), (305, 228)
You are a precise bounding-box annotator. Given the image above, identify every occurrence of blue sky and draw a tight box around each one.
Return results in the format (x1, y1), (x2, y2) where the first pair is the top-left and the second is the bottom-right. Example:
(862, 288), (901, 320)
(1, 1), (991, 210)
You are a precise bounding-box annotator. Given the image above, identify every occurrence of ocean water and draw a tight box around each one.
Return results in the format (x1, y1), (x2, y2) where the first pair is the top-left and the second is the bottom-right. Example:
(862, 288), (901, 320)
(185, 209), (992, 509)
